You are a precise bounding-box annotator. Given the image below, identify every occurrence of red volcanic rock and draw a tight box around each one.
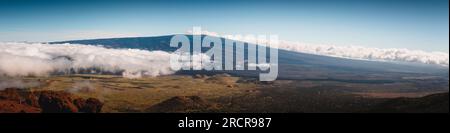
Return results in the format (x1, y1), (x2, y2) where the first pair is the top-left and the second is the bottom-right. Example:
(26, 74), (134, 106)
(38, 91), (79, 113)
(0, 100), (41, 113)
(24, 91), (40, 107)
(0, 88), (40, 113)
(73, 98), (104, 113)
(1, 88), (104, 113)
(38, 91), (104, 113)
(0, 88), (39, 107)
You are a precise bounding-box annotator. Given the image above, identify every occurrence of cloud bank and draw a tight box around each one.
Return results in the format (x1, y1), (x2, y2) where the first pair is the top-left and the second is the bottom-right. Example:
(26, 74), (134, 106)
(0, 42), (182, 78)
(275, 41), (449, 66)
(222, 34), (449, 67)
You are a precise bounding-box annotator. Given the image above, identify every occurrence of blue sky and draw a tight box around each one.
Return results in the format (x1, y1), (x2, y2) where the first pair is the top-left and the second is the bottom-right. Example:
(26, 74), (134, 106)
(0, 0), (448, 53)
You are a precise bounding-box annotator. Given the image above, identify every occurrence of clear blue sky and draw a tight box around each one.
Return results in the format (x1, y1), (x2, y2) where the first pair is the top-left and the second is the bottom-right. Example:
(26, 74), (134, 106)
(0, 0), (448, 53)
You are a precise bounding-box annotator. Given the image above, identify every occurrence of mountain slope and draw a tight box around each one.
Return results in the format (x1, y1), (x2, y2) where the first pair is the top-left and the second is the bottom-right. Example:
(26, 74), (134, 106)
(52, 35), (449, 80)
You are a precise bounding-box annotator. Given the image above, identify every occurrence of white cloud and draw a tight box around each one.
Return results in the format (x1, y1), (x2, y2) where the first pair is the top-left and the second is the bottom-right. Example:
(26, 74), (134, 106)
(274, 40), (449, 66)
(0, 42), (186, 78)
(219, 34), (449, 67)
(187, 29), (448, 66)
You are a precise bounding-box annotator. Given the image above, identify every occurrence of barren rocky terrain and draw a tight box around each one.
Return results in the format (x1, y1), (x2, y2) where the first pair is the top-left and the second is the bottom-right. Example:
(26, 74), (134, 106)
(1, 74), (448, 113)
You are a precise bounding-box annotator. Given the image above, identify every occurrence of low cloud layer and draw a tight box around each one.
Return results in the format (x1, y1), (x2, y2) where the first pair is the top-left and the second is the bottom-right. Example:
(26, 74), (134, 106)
(1, 38), (447, 79)
(0, 42), (178, 78)
(275, 41), (449, 66)
(223, 35), (449, 66)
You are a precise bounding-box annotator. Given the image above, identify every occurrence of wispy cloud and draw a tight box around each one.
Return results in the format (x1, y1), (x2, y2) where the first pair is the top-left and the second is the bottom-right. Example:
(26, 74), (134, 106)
(0, 30), (142, 42)
(0, 42), (177, 78)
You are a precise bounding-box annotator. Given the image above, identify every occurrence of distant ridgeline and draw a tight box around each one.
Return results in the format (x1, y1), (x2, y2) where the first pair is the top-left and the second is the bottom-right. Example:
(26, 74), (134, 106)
(52, 35), (449, 80)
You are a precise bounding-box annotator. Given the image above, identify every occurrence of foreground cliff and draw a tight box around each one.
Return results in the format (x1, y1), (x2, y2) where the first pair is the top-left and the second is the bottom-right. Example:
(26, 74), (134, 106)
(0, 88), (103, 113)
